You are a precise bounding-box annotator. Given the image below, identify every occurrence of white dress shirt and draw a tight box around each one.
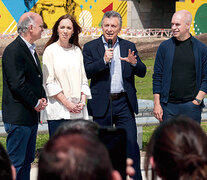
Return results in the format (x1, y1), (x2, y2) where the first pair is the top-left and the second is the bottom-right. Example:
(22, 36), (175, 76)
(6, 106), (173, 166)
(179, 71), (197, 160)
(102, 36), (125, 93)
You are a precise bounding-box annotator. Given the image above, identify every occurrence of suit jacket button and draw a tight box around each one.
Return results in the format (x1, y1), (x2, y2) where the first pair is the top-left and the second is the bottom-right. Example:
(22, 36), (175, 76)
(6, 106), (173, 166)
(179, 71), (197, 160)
(38, 75), (41, 78)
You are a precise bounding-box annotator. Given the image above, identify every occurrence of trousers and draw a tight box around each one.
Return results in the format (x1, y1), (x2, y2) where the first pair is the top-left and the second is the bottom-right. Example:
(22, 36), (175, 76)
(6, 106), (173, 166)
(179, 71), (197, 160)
(93, 95), (142, 180)
(162, 101), (202, 123)
(4, 123), (38, 180)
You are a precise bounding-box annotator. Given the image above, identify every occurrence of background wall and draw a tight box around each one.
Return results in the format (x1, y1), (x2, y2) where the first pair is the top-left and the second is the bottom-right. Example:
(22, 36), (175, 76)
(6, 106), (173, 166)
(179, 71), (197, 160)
(0, 0), (127, 34)
(176, 0), (207, 35)
(0, 0), (206, 36)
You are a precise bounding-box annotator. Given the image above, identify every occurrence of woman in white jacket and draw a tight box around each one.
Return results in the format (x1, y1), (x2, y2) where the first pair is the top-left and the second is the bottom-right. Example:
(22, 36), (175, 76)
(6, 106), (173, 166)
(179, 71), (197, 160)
(41, 14), (91, 137)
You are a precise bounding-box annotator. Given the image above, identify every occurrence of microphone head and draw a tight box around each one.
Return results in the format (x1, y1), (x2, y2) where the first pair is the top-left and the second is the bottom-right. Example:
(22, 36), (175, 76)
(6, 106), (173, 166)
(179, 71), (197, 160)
(108, 39), (112, 48)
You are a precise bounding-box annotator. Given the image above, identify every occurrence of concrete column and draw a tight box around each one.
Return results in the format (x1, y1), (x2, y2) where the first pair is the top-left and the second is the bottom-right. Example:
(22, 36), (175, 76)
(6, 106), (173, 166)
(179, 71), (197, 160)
(127, 0), (144, 29)
(126, 0), (176, 29)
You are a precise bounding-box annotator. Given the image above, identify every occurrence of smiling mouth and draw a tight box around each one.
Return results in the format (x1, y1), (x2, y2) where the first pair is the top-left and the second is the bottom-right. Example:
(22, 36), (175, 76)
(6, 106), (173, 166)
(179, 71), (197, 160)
(173, 31), (179, 34)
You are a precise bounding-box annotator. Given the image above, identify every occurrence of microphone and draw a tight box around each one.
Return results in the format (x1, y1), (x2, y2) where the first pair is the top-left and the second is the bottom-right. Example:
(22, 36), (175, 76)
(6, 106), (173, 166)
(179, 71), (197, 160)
(107, 39), (113, 66)
(108, 39), (112, 48)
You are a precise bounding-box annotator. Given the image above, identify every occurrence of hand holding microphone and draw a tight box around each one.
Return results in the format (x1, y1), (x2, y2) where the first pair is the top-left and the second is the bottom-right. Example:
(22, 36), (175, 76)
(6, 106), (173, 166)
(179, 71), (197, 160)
(104, 39), (113, 63)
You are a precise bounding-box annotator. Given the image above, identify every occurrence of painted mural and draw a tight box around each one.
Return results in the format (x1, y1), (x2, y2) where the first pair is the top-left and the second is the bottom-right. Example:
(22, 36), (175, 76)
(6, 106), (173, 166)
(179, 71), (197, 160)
(0, 0), (127, 34)
(176, 0), (207, 36)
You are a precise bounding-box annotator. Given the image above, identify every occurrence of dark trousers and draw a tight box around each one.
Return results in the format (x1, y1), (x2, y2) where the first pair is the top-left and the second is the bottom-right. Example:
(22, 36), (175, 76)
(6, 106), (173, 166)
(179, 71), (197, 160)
(93, 95), (142, 180)
(47, 119), (71, 138)
(4, 123), (38, 180)
(162, 101), (202, 123)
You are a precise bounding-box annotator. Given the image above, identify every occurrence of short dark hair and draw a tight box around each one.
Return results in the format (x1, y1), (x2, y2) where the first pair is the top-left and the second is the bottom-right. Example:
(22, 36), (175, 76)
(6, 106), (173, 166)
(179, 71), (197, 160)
(145, 116), (207, 180)
(38, 129), (113, 180)
(0, 143), (13, 180)
(55, 119), (99, 136)
(101, 11), (122, 28)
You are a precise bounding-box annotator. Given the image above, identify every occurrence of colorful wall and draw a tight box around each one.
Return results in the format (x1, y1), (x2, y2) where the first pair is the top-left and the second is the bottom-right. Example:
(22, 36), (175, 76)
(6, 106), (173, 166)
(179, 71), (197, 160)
(0, 0), (127, 34)
(176, 0), (207, 36)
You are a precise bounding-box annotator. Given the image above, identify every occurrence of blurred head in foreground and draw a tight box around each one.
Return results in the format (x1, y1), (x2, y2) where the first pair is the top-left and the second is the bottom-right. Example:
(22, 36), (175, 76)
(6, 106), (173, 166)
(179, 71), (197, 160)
(145, 116), (207, 180)
(38, 129), (121, 180)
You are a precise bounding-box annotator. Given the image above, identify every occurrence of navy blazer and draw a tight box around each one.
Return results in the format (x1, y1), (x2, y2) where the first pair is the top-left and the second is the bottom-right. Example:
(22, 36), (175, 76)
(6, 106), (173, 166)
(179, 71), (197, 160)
(2, 36), (46, 125)
(83, 36), (146, 117)
(153, 36), (207, 103)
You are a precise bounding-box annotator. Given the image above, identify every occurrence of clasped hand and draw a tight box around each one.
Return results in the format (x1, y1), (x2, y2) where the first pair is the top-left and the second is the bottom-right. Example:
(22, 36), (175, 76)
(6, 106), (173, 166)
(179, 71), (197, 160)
(35, 98), (48, 112)
(68, 101), (85, 113)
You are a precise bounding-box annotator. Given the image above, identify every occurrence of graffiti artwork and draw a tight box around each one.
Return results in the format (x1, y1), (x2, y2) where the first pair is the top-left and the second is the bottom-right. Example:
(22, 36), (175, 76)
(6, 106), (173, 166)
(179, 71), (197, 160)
(176, 0), (207, 35)
(0, 0), (127, 34)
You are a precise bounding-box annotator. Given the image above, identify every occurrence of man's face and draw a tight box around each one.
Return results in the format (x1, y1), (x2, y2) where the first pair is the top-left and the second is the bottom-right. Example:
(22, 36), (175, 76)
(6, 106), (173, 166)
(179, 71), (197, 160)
(102, 17), (121, 44)
(32, 15), (44, 41)
(171, 13), (190, 41)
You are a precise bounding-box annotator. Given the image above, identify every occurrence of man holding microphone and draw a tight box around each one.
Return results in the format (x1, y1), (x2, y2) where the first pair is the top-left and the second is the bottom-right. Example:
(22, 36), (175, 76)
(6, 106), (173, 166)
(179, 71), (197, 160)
(83, 11), (146, 180)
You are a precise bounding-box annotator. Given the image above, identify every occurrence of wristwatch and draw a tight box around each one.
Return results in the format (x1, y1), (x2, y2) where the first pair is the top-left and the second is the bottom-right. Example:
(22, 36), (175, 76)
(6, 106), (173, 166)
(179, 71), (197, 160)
(195, 98), (202, 105)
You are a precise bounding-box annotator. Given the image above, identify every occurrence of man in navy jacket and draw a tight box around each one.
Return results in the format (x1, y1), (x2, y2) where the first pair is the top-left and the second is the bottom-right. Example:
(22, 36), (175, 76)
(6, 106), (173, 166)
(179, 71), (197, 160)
(153, 10), (207, 123)
(83, 11), (146, 180)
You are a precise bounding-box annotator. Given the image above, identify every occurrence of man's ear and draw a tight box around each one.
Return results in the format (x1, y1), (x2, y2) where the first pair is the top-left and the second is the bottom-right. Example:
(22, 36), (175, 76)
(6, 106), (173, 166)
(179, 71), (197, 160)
(11, 165), (16, 180)
(111, 170), (122, 180)
(28, 24), (33, 32)
(186, 22), (191, 30)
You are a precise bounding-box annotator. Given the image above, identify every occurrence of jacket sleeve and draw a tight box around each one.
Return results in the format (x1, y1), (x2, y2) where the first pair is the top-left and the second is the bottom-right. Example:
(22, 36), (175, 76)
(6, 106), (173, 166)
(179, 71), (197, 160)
(79, 49), (92, 99)
(2, 46), (39, 108)
(132, 43), (146, 78)
(42, 47), (62, 97)
(83, 43), (108, 79)
(153, 44), (165, 94)
(200, 44), (207, 93)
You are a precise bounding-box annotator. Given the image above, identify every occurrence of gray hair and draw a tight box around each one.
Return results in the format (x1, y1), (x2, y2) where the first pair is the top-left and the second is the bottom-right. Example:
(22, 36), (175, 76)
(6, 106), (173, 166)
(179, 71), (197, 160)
(17, 15), (35, 35)
(101, 11), (122, 28)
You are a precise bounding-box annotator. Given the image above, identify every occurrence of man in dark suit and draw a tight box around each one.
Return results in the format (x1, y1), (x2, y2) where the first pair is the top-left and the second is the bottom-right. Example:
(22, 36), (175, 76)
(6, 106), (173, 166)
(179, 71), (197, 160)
(2, 12), (47, 180)
(83, 11), (146, 180)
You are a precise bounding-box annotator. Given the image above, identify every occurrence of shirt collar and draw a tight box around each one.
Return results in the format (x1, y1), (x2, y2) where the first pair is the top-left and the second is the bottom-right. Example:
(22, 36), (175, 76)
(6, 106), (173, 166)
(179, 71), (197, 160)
(20, 35), (36, 51)
(102, 35), (119, 48)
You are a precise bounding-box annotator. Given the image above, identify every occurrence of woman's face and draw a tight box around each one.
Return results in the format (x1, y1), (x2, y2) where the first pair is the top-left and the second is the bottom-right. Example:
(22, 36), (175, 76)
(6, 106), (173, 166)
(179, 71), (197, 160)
(57, 18), (74, 43)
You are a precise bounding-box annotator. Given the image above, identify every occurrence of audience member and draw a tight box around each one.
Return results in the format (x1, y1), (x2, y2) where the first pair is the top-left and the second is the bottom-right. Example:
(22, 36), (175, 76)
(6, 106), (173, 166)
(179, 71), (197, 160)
(41, 14), (91, 137)
(55, 119), (135, 179)
(0, 143), (16, 180)
(144, 116), (207, 180)
(54, 119), (99, 136)
(38, 129), (122, 180)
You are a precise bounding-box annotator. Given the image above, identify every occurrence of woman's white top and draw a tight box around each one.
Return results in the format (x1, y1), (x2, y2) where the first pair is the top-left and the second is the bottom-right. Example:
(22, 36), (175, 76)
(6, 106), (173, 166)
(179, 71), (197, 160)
(41, 42), (91, 121)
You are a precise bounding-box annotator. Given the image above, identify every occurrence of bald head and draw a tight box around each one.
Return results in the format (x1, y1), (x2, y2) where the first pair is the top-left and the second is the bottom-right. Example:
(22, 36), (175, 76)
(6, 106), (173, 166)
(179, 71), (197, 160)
(18, 12), (37, 24)
(17, 12), (43, 43)
(17, 12), (41, 35)
(173, 10), (192, 24)
(171, 10), (192, 41)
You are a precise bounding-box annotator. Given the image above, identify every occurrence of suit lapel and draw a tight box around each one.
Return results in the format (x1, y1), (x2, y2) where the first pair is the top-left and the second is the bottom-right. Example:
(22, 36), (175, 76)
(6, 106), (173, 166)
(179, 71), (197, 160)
(97, 36), (105, 58)
(17, 36), (42, 74)
(34, 51), (43, 76)
(119, 37), (126, 73)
